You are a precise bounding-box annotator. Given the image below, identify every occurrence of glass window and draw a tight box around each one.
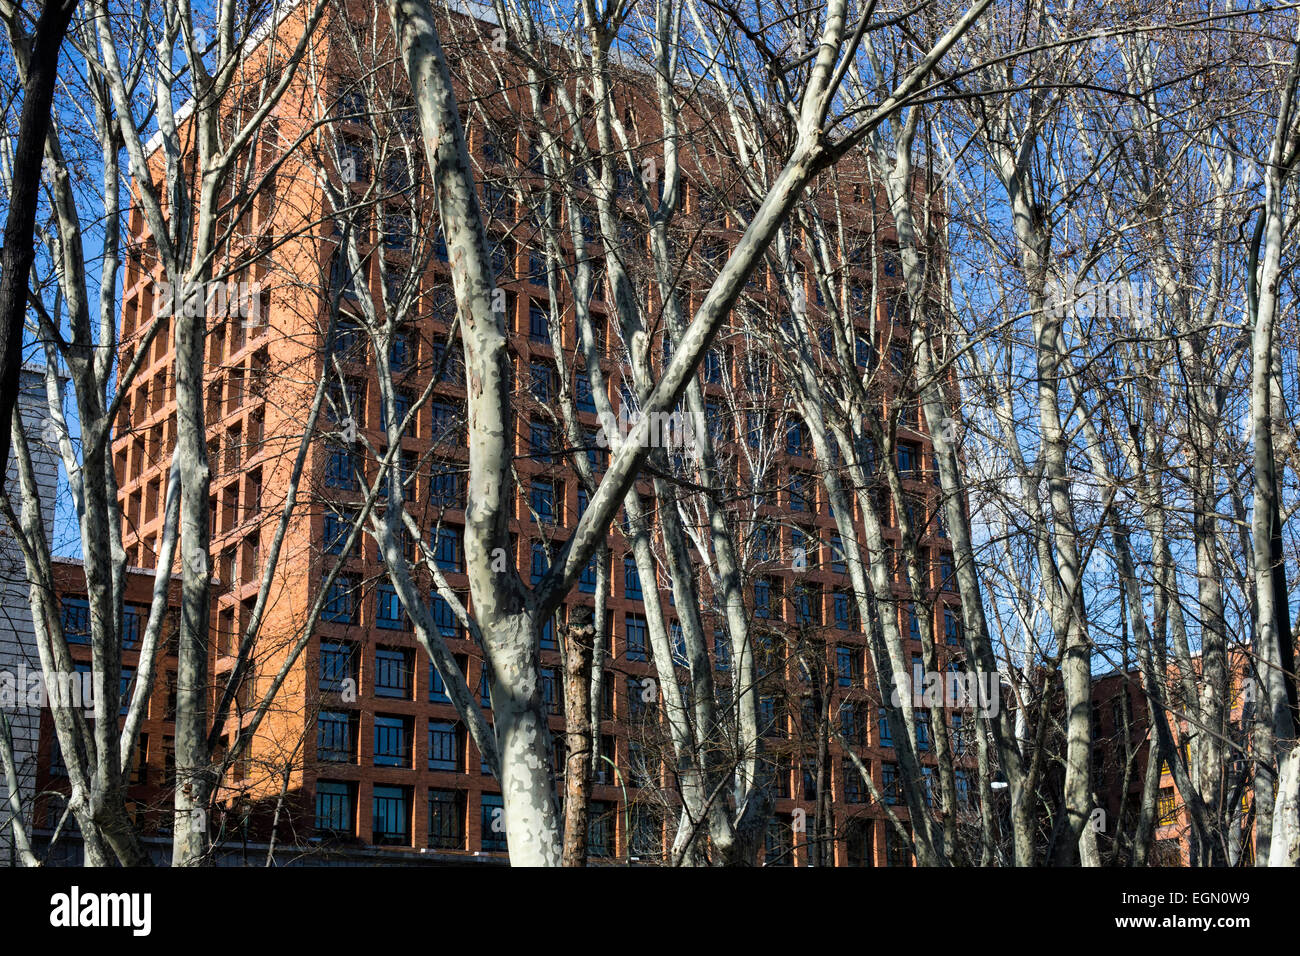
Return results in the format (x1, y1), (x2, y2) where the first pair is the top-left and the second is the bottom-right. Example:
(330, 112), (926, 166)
(323, 576), (357, 624)
(433, 525), (463, 572)
(428, 789), (465, 850)
(481, 793), (508, 851)
(319, 641), (357, 692)
(428, 720), (461, 771)
(375, 647), (413, 699)
(375, 582), (408, 630)
(372, 785), (410, 846)
(61, 598), (91, 644)
(317, 711), (357, 763)
(315, 781), (354, 836)
(374, 715), (412, 767)
(625, 614), (648, 661)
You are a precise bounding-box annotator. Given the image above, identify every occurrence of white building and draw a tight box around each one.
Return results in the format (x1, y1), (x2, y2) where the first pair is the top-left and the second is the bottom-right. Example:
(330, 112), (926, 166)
(0, 366), (63, 865)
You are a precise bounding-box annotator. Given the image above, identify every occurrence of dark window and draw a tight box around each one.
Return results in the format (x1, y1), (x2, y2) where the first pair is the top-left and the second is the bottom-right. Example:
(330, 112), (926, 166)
(317, 710), (357, 763)
(61, 598), (91, 644)
(323, 576), (357, 624)
(431, 592), (459, 639)
(319, 641), (358, 691)
(530, 479), (556, 524)
(625, 614), (649, 661)
(481, 793), (508, 851)
(836, 646), (862, 687)
(325, 446), (360, 490)
(428, 789), (465, 849)
(428, 720), (462, 771)
(879, 708), (894, 748)
(624, 555), (642, 600)
(944, 607), (961, 645)
(376, 582), (408, 630)
(315, 781), (354, 836)
(882, 762), (901, 805)
(433, 526), (463, 572)
(375, 647), (413, 699)
(374, 715), (412, 767)
(372, 785), (411, 846)
(843, 758), (866, 803)
(529, 301), (549, 341)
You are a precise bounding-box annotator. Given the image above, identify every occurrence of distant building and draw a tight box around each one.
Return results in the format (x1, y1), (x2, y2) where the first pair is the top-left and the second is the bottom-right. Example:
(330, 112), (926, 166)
(0, 366), (63, 865)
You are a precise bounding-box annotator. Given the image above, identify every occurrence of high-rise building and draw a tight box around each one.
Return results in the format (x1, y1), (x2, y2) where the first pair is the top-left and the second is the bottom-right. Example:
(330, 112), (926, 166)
(89, 4), (967, 865)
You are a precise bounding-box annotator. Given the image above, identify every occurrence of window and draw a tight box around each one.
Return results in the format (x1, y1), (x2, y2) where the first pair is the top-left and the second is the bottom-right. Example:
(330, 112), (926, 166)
(375, 647), (413, 699)
(325, 446), (360, 490)
(429, 462), (464, 509)
(317, 711), (357, 763)
(885, 823), (913, 867)
(625, 614), (649, 661)
(529, 421), (553, 462)
(373, 715), (412, 767)
(754, 577), (773, 619)
(430, 401), (462, 445)
(944, 607), (961, 645)
(841, 703), (868, 746)
(530, 541), (549, 586)
(541, 667), (562, 715)
(315, 781), (354, 837)
(428, 720), (462, 771)
(319, 641), (358, 692)
(843, 758), (866, 803)
(624, 555), (643, 600)
(627, 676), (648, 717)
(879, 708), (893, 748)
(834, 592), (856, 631)
(375, 582), (408, 630)
(588, 801), (615, 857)
(1157, 788), (1178, 826)
(714, 629), (731, 670)
(579, 554), (600, 594)
(764, 818), (792, 867)
(480, 793), (508, 851)
(529, 360), (554, 404)
(952, 713), (966, 756)
(836, 646), (862, 687)
(794, 583), (820, 625)
(670, 623), (688, 667)
(372, 785), (411, 846)
(703, 349), (723, 384)
(428, 789), (465, 850)
(429, 592), (459, 640)
(955, 769), (971, 808)
(898, 442), (920, 476)
(882, 762), (901, 805)
(323, 576), (357, 624)
(907, 605), (921, 641)
(324, 509), (357, 556)
(530, 479), (556, 524)
(61, 598), (91, 644)
(529, 301), (549, 341)
(939, 552), (956, 591)
(122, 605), (143, 650)
(916, 711), (932, 752)
(922, 766), (936, 807)
(433, 525), (463, 572)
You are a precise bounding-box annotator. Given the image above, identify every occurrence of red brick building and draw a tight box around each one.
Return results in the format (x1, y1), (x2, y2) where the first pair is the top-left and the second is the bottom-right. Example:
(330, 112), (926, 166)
(87, 4), (970, 865)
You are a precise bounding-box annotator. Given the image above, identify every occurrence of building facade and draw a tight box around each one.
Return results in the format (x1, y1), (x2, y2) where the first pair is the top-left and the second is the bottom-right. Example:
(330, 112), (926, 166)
(92, 5), (970, 865)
